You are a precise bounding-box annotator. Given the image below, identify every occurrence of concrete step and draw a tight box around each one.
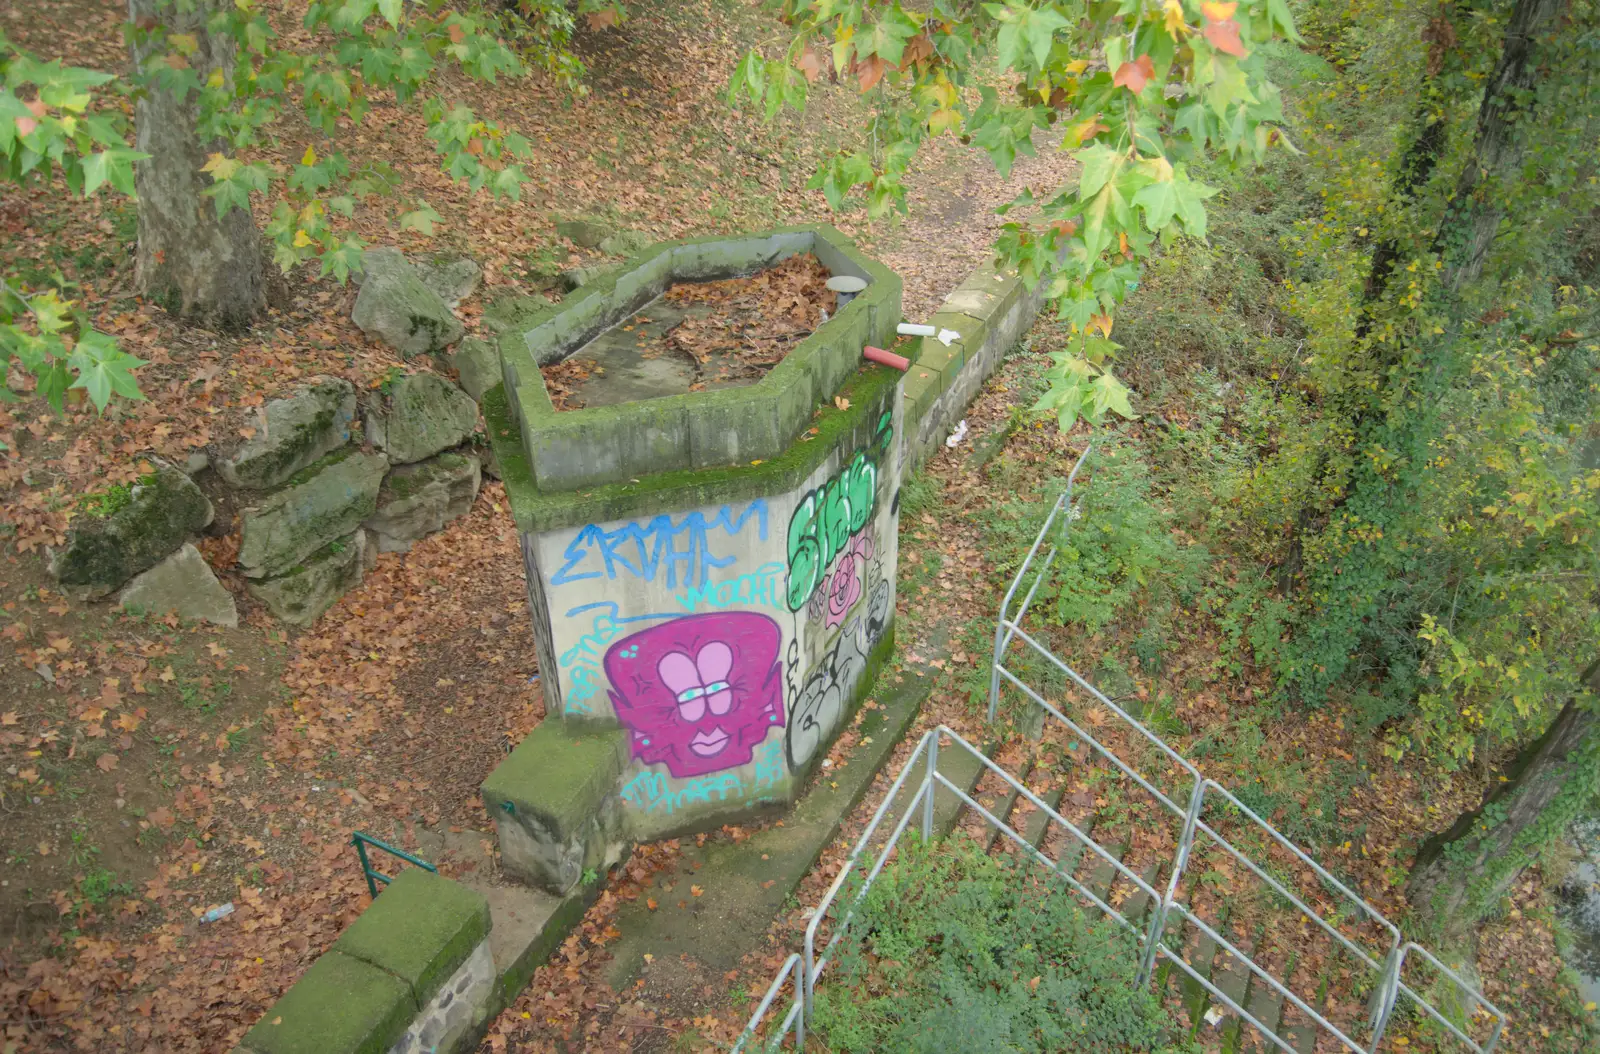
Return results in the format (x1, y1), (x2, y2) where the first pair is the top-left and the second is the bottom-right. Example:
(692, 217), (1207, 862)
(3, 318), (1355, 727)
(1019, 783), (1066, 850)
(1212, 930), (1253, 1054)
(980, 756), (1036, 853)
(1121, 860), (1164, 924)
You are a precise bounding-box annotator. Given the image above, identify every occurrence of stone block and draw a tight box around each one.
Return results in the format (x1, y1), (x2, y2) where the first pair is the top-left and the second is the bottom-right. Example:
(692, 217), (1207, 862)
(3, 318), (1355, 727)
(216, 377), (357, 490)
(445, 338), (500, 403)
(51, 465), (214, 599)
(237, 450), (388, 579)
(481, 290), (554, 339)
(901, 367), (941, 429)
(364, 453), (481, 553)
(352, 257), (464, 358)
(414, 254), (481, 307)
(333, 869), (490, 1007)
(365, 373), (479, 466)
(598, 229), (653, 257)
(246, 530), (368, 626)
(238, 949), (414, 1054)
(687, 386), (782, 469)
(555, 218), (613, 248)
(119, 543), (238, 627)
(482, 724), (630, 895)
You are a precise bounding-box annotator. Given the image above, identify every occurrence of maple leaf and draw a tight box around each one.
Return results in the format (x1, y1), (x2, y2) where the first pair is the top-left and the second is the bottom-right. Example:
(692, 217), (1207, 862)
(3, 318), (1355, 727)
(796, 50), (824, 83)
(115, 711), (143, 732)
(48, 635), (72, 653)
(96, 752), (119, 772)
(207, 641), (228, 658)
(19, 767), (39, 783)
(1203, 16), (1247, 57)
(1, 711), (17, 725)
(1112, 55), (1155, 95)
(856, 55), (888, 92)
(159, 665), (176, 682)
(1163, 0), (1191, 36)
(149, 806), (176, 828)
(690, 884), (704, 897)
(1201, 0), (1238, 18)
(585, 8), (618, 30)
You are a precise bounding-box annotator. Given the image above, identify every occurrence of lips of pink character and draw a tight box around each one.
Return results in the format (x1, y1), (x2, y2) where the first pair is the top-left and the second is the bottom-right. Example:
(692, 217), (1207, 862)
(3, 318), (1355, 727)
(689, 726), (731, 757)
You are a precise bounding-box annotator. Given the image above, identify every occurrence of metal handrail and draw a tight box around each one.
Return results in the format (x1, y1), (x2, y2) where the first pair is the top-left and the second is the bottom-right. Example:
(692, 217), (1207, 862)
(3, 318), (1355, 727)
(735, 453), (1505, 1054)
(351, 831), (436, 898)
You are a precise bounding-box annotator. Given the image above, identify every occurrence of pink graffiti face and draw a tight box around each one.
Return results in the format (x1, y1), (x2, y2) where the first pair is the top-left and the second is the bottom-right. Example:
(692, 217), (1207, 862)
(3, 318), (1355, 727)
(606, 613), (784, 778)
(809, 526), (875, 629)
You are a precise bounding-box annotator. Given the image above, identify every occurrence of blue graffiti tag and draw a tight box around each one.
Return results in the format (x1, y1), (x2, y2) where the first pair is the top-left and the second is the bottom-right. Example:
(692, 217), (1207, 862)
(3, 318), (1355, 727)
(674, 562), (787, 613)
(559, 601), (675, 714)
(619, 741), (784, 814)
(550, 500), (769, 589)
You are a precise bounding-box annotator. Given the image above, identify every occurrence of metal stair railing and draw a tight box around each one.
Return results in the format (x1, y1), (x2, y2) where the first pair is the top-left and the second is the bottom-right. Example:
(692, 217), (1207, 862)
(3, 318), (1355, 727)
(734, 449), (1505, 1054)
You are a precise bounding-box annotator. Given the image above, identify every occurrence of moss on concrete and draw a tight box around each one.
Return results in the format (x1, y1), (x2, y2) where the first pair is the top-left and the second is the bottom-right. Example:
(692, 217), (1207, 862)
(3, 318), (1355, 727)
(481, 723), (629, 840)
(503, 224), (901, 491)
(485, 357), (904, 534)
(239, 949), (415, 1054)
(332, 869), (489, 1006)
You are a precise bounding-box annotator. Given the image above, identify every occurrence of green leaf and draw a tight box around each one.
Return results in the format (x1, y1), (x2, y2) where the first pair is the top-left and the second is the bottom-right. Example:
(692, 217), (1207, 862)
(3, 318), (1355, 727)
(377, 0), (403, 29)
(398, 200), (441, 235)
(1089, 372), (1136, 420)
(67, 328), (146, 412)
(1075, 144), (1122, 200)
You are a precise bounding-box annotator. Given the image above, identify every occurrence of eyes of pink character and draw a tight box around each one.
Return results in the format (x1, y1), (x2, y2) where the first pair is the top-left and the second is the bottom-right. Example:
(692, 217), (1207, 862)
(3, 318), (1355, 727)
(657, 642), (734, 722)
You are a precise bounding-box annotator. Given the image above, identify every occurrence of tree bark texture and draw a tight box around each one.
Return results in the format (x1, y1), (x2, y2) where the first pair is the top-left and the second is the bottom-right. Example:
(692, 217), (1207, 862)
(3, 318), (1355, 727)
(128, 0), (264, 329)
(1434, 0), (1570, 290)
(1406, 657), (1600, 935)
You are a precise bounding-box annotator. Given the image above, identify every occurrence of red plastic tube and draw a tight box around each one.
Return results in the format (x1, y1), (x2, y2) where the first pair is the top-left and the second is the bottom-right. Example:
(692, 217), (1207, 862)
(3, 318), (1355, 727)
(863, 345), (910, 371)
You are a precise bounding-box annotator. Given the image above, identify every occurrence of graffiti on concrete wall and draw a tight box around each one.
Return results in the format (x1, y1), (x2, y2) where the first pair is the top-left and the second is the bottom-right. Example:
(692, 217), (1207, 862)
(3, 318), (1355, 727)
(786, 579), (891, 769)
(675, 562), (786, 613)
(618, 740), (785, 816)
(806, 525), (874, 630)
(784, 412), (893, 612)
(605, 612), (785, 778)
(551, 499), (768, 589)
(558, 601), (676, 716)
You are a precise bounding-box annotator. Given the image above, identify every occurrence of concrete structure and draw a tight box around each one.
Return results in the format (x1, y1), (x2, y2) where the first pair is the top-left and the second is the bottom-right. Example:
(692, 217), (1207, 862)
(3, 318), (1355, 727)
(483, 226), (904, 889)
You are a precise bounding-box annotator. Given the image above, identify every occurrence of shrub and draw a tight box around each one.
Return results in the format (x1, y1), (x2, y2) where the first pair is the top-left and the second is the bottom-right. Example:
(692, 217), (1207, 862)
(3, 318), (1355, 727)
(811, 835), (1196, 1054)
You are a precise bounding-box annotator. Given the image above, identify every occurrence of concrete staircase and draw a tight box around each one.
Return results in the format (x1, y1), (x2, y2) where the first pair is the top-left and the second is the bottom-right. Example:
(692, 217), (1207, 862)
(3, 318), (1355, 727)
(942, 745), (1325, 1054)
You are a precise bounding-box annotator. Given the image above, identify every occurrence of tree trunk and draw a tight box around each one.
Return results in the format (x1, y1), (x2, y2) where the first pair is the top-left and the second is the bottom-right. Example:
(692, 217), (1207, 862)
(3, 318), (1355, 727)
(128, 0), (264, 329)
(1406, 658), (1600, 936)
(1433, 0), (1570, 290)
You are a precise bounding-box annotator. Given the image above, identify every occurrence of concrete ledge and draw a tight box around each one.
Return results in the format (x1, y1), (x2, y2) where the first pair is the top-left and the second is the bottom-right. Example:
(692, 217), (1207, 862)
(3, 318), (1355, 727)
(332, 869), (490, 1006)
(482, 359), (904, 535)
(500, 224), (901, 492)
(904, 260), (1049, 468)
(239, 949), (416, 1054)
(481, 723), (631, 894)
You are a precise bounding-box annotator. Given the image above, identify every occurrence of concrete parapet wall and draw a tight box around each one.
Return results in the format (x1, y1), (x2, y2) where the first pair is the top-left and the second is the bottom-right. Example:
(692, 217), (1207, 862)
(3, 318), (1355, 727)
(497, 225), (902, 492)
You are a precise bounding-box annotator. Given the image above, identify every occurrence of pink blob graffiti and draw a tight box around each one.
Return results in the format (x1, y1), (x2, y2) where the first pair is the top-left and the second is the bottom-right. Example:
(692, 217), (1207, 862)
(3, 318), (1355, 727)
(606, 613), (785, 778)
(809, 527), (876, 629)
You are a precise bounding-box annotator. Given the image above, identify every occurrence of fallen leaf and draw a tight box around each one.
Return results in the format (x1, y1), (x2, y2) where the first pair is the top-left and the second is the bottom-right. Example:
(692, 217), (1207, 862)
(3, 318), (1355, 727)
(97, 752), (119, 772)
(690, 884), (704, 897)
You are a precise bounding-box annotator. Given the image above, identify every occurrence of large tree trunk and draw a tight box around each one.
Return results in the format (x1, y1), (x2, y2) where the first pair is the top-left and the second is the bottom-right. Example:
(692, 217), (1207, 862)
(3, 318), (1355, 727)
(128, 0), (264, 329)
(1406, 658), (1600, 936)
(1433, 0), (1570, 290)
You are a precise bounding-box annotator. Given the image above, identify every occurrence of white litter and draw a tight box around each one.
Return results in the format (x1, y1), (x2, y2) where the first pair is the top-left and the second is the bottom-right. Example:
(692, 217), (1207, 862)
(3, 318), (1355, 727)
(937, 328), (961, 346)
(1203, 1006), (1227, 1027)
(897, 322), (936, 337)
(945, 420), (969, 448)
(200, 903), (235, 924)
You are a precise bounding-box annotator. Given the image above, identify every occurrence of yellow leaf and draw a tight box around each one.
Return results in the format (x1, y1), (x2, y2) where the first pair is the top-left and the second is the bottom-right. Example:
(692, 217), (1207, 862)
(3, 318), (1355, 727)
(1163, 0), (1190, 35)
(292, 230), (315, 249)
(170, 32), (200, 55)
(301, 145), (317, 167)
(928, 108), (961, 136)
(200, 153), (239, 181)
(1201, 1), (1237, 19)
(834, 396), (851, 411)
(206, 68), (225, 89)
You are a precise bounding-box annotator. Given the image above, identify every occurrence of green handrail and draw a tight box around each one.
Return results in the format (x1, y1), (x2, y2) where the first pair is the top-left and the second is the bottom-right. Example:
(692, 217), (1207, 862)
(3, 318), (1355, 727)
(351, 831), (436, 898)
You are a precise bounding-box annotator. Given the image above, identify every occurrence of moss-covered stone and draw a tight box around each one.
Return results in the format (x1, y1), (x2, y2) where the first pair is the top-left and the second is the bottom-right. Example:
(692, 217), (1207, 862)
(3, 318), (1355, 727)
(50, 465), (214, 599)
(482, 723), (629, 894)
(444, 337), (499, 403)
(238, 949), (415, 1054)
(365, 373), (479, 465)
(351, 256), (464, 358)
(238, 450), (388, 578)
(364, 452), (480, 552)
(216, 378), (356, 490)
(246, 530), (369, 626)
(332, 869), (490, 1006)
